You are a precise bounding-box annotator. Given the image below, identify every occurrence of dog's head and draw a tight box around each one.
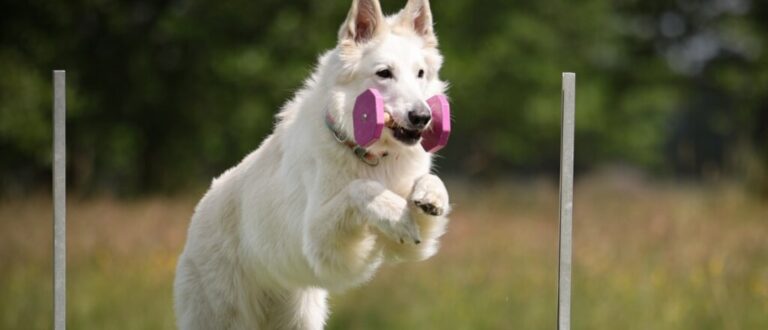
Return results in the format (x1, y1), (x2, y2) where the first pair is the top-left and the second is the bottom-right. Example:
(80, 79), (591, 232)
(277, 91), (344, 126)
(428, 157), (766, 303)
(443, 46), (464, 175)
(331, 0), (447, 151)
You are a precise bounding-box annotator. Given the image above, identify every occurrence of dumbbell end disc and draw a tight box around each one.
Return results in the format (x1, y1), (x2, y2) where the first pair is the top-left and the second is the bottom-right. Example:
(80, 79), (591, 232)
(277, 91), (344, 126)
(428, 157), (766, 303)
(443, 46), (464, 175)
(353, 89), (385, 147)
(422, 94), (451, 153)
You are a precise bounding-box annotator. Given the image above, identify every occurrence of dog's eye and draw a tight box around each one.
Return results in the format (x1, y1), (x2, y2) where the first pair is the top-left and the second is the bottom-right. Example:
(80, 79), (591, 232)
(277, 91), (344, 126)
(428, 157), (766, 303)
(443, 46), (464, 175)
(418, 69), (425, 78)
(376, 69), (393, 79)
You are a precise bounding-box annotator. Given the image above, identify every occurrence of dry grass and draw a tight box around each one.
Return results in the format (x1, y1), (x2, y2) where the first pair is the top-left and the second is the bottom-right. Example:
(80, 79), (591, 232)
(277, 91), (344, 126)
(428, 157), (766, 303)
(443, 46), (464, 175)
(1, 174), (767, 329)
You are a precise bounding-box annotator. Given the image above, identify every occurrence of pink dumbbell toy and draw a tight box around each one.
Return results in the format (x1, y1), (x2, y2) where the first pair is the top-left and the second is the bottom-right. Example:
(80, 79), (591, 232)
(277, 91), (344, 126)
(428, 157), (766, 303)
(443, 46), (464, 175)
(353, 88), (451, 152)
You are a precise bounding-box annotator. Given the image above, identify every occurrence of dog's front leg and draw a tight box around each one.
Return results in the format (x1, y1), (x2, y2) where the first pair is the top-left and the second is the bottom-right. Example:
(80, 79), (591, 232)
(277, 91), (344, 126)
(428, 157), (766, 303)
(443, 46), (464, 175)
(302, 179), (420, 286)
(383, 173), (451, 262)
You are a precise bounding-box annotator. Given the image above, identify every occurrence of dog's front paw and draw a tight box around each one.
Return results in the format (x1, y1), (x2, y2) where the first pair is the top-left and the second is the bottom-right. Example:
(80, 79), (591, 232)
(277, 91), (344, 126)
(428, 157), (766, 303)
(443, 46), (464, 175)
(349, 180), (422, 244)
(410, 174), (450, 217)
(366, 195), (421, 244)
(373, 214), (422, 245)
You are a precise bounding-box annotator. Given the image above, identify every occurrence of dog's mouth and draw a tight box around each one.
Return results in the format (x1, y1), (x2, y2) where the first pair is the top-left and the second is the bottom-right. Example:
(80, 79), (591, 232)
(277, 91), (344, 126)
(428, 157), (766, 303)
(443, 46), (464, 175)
(389, 122), (422, 145)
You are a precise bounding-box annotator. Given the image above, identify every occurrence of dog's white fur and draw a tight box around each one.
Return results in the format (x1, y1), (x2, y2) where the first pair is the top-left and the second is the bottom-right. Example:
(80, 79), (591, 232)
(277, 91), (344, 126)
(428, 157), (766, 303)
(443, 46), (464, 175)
(174, 0), (449, 328)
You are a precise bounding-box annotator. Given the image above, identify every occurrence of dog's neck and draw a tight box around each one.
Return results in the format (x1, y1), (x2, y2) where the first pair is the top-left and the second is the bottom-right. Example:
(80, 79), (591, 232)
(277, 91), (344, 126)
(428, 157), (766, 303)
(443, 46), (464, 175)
(324, 111), (388, 166)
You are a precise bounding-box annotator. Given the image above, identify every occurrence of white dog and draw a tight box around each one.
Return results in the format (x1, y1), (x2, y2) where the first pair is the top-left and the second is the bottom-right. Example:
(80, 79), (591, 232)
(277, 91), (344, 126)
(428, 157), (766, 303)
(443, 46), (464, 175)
(174, 0), (450, 328)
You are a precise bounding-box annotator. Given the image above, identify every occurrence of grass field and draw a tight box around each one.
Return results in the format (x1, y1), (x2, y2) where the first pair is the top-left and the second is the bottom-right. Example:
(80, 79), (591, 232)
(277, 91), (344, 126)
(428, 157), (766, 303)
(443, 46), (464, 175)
(1, 174), (767, 329)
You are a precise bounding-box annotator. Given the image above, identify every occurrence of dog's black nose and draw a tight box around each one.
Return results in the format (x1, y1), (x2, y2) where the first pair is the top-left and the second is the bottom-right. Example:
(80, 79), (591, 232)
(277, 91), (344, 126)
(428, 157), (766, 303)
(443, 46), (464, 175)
(407, 109), (431, 130)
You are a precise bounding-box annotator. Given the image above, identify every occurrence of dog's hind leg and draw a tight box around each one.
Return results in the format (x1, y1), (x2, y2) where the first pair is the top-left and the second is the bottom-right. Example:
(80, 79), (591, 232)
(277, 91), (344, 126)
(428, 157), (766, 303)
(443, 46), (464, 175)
(262, 288), (328, 330)
(175, 255), (241, 330)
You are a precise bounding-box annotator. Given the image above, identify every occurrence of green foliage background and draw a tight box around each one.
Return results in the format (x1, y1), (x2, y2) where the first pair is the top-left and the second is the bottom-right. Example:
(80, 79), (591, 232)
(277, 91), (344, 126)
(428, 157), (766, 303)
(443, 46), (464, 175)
(1, 0), (766, 194)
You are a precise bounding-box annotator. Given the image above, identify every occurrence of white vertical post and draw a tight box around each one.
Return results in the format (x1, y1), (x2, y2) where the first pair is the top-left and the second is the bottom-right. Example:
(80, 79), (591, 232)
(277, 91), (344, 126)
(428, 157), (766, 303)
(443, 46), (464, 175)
(53, 70), (66, 330)
(557, 72), (575, 330)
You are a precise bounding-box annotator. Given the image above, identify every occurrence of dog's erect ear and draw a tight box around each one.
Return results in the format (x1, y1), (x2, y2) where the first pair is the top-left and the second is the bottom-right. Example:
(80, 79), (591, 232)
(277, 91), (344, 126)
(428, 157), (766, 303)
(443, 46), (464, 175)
(339, 0), (385, 44)
(400, 0), (435, 40)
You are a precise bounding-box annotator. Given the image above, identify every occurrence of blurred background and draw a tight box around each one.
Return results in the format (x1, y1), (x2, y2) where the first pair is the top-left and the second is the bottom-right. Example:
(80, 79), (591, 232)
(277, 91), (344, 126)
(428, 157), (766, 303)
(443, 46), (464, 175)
(1, 0), (766, 329)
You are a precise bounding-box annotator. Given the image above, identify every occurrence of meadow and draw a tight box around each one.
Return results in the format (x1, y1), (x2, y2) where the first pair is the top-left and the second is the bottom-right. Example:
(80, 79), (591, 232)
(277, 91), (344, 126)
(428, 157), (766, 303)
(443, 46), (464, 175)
(1, 173), (767, 329)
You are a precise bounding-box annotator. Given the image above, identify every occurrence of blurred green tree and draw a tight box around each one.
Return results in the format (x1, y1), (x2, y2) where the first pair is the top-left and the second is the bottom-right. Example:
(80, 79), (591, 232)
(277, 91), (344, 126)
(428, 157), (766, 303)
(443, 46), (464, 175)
(0, 0), (765, 195)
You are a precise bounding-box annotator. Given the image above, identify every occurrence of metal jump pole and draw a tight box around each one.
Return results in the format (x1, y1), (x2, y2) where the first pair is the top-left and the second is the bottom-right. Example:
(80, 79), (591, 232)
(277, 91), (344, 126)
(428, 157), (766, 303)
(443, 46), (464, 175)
(53, 70), (66, 330)
(557, 72), (576, 330)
